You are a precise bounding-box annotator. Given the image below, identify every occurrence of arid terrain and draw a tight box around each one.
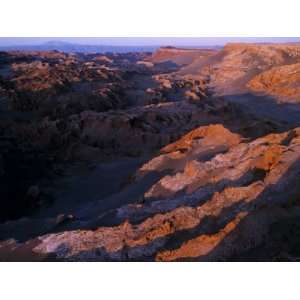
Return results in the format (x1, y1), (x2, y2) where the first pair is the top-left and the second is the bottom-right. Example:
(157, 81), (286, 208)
(1, 43), (300, 261)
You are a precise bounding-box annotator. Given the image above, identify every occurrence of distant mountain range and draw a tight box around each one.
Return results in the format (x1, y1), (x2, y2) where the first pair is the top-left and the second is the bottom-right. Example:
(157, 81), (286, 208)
(0, 41), (157, 53)
(0, 40), (220, 53)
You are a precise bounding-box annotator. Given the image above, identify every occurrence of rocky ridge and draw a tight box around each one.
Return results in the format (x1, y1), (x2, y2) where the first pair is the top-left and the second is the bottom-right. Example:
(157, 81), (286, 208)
(2, 124), (300, 261)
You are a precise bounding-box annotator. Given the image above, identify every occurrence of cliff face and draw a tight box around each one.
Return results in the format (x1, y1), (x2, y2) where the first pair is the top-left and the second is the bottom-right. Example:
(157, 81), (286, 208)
(2, 44), (300, 261)
(247, 63), (300, 102)
(179, 43), (300, 97)
(148, 47), (216, 66)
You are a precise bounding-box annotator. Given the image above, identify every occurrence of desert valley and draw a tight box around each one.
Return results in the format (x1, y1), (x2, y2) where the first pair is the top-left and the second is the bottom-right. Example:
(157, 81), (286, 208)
(1, 42), (300, 261)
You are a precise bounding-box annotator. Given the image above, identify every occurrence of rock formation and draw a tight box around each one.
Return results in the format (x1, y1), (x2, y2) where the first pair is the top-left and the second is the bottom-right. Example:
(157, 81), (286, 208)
(1, 43), (300, 261)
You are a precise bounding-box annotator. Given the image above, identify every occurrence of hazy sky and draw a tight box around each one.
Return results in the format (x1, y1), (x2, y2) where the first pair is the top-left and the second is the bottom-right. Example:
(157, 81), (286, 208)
(0, 37), (300, 46)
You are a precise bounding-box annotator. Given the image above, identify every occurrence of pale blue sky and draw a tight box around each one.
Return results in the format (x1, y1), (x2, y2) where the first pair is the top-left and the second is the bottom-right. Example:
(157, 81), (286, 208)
(0, 37), (300, 46)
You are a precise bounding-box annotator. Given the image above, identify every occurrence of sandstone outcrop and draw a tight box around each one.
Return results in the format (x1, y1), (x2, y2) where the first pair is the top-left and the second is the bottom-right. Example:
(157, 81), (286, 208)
(248, 63), (300, 102)
(148, 47), (216, 66)
(1, 125), (299, 261)
(180, 43), (300, 97)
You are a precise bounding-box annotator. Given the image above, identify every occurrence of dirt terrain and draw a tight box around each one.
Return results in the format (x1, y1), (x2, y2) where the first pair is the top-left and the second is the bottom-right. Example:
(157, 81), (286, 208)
(1, 43), (300, 261)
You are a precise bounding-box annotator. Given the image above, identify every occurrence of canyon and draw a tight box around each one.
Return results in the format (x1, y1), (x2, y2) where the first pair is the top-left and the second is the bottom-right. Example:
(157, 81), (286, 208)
(1, 43), (300, 261)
